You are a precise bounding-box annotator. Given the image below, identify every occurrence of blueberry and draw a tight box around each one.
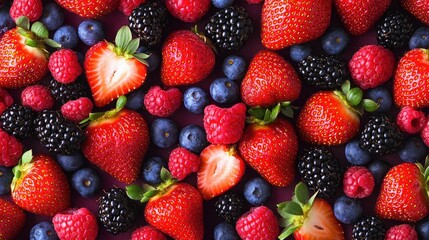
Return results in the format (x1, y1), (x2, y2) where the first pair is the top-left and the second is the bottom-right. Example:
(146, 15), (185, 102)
(142, 156), (167, 185)
(0, 7), (14, 35)
(333, 195), (363, 224)
(399, 137), (428, 163)
(211, 0), (235, 9)
(290, 43), (312, 62)
(368, 160), (390, 185)
(56, 153), (85, 172)
(416, 216), (429, 240)
(53, 25), (79, 49)
(409, 27), (429, 49)
(321, 28), (350, 55)
(125, 88), (145, 111)
(29, 221), (58, 240)
(78, 20), (105, 46)
(222, 55), (247, 80)
(244, 177), (270, 206)
(345, 139), (372, 165)
(71, 168), (100, 198)
(179, 124), (208, 153)
(40, 3), (64, 31)
(213, 222), (239, 240)
(151, 118), (179, 148)
(183, 87), (209, 114)
(0, 166), (13, 196)
(210, 78), (239, 104)
(366, 87), (392, 112)
(146, 50), (161, 72)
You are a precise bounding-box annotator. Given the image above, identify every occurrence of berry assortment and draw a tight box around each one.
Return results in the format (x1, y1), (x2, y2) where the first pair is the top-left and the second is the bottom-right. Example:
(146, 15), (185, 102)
(0, 0), (428, 240)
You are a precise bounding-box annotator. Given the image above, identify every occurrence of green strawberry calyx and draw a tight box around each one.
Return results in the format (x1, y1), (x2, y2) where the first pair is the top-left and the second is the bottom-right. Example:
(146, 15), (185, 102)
(107, 26), (149, 65)
(246, 102), (295, 125)
(416, 155), (429, 196)
(80, 95), (127, 126)
(191, 25), (218, 54)
(15, 16), (61, 50)
(334, 80), (378, 116)
(277, 182), (318, 240)
(11, 150), (35, 192)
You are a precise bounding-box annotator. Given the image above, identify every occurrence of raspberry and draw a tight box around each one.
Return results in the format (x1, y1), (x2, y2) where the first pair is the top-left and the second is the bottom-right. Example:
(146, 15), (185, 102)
(119, 0), (146, 16)
(349, 45), (395, 89)
(396, 106), (426, 134)
(203, 103), (246, 144)
(0, 88), (13, 115)
(131, 225), (167, 240)
(421, 116), (429, 147)
(21, 85), (54, 112)
(168, 147), (200, 180)
(61, 97), (93, 123)
(385, 224), (418, 240)
(343, 166), (375, 198)
(235, 206), (279, 240)
(48, 49), (83, 84)
(53, 208), (98, 240)
(144, 86), (182, 117)
(0, 129), (23, 167)
(9, 0), (43, 22)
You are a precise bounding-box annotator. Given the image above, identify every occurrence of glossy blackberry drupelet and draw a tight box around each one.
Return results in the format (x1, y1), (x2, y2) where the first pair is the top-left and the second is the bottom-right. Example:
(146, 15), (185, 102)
(34, 111), (85, 155)
(352, 216), (385, 240)
(48, 77), (91, 104)
(0, 104), (36, 139)
(98, 188), (138, 235)
(205, 6), (253, 52)
(298, 147), (342, 198)
(377, 10), (414, 49)
(360, 114), (404, 156)
(215, 193), (244, 223)
(298, 55), (349, 90)
(128, 1), (168, 47)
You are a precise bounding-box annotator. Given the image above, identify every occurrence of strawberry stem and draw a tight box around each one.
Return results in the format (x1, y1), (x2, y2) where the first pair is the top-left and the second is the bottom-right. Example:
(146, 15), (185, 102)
(246, 102), (294, 125)
(80, 96), (127, 126)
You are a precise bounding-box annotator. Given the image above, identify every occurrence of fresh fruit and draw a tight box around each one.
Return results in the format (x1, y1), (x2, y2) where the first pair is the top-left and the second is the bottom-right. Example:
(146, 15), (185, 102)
(144, 85), (182, 117)
(118, 0), (147, 16)
(401, 0), (429, 25)
(0, 7), (15, 35)
(214, 222), (239, 240)
(368, 160), (391, 186)
(0, 166), (13, 195)
(210, 78), (239, 104)
(0, 129), (23, 167)
(179, 124), (208, 153)
(223, 55), (247, 80)
(422, 119), (429, 147)
(145, 49), (161, 72)
(9, 0), (43, 22)
(150, 118), (179, 148)
(82, 96), (149, 184)
(244, 177), (271, 206)
(183, 87), (209, 114)
(125, 88), (145, 111)
(49, 49), (82, 84)
(53, 25), (78, 49)
(161, 29), (215, 86)
(0, 87), (13, 115)
(56, 152), (85, 172)
(290, 43), (312, 62)
(345, 139), (371, 165)
(343, 166), (375, 198)
(352, 216), (385, 240)
(416, 216), (429, 239)
(333, 195), (363, 224)
(21, 85), (54, 112)
(40, 2), (64, 31)
(241, 50), (301, 107)
(55, 0), (119, 18)
(61, 97), (93, 123)
(396, 106), (426, 134)
(321, 27), (350, 55)
(366, 87), (392, 112)
(377, 10), (414, 49)
(48, 77), (91, 105)
(236, 206), (279, 240)
(166, 0), (210, 23)
(393, 48), (429, 108)
(0, 198), (26, 240)
(0, 104), (36, 139)
(215, 193), (244, 223)
(142, 156), (167, 185)
(277, 182), (344, 240)
(211, 0), (234, 8)
(409, 27), (429, 49)
(261, 0), (332, 49)
(78, 20), (105, 46)
(53, 208), (98, 240)
(385, 224), (418, 240)
(168, 147), (200, 180)
(11, 151), (71, 216)
(197, 144), (245, 200)
(71, 168), (101, 198)
(131, 225), (167, 240)
(29, 221), (58, 240)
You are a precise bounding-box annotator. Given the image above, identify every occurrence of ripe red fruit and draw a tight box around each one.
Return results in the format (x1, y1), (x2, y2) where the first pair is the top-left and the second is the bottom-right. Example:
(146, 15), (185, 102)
(401, 0), (429, 25)
(385, 224), (418, 240)
(10, 0), (43, 22)
(131, 225), (167, 240)
(53, 208), (99, 240)
(21, 85), (54, 112)
(421, 117), (429, 147)
(0, 129), (23, 167)
(0, 88), (13, 115)
(144, 86), (182, 117)
(55, 0), (119, 18)
(0, 198), (26, 240)
(61, 97), (94, 123)
(236, 206), (279, 240)
(168, 147), (200, 180)
(396, 106), (426, 134)
(166, 0), (210, 23)
(49, 49), (82, 84)
(119, 0), (147, 16)
(343, 166), (375, 198)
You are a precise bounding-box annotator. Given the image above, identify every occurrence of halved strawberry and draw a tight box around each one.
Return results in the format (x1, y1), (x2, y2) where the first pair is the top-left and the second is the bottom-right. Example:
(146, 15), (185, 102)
(197, 144), (245, 200)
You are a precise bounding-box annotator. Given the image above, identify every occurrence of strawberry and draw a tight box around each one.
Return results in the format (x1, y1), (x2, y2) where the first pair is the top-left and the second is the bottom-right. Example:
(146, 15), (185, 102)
(335, 0), (391, 35)
(241, 50), (301, 108)
(11, 150), (71, 216)
(84, 26), (148, 107)
(261, 0), (332, 50)
(166, 0), (210, 23)
(297, 81), (378, 146)
(393, 48), (429, 109)
(161, 29), (215, 86)
(401, 0), (429, 25)
(197, 144), (246, 200)
(10, 0), (43, 22)
(0, 198), (26, 240)
(82, 96), (149, 184)
(375, 160), (429, 222)
(55, 0), (119, 19)
(0, 17), (59, 89)
(126, 169), (204, 240)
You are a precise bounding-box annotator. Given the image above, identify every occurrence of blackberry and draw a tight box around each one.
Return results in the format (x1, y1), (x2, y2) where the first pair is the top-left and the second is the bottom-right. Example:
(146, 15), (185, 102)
(205, 6), (253, 52)
(98, 188), (138, 235)
(297, 147), (342, 198)
(128, 1), (168, 47)
(0, 104), (36, 139)
(360, 114), (404, 155)
(298, 55), (349, 90)
(48, 77), (91, 104)
(352, 216), (385, 240)
(34, 111), (85, 155)
(215, 193), (244, 223)
(377, 10), (414, 49)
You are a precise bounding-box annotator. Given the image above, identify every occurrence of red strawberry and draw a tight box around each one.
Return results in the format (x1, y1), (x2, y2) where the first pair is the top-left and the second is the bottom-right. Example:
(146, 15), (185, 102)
(236, 206), (279, 240)
(119, 0), (146, 16)
(277, 182), (345, 240)
(241, 50), (301, 108)
(10, 0), (43, 22)
(261, 0), (332, 49)
(197, 144), (245, 200)
(393, 48), (429, 109)
(375, 161), (429, 222)
(53, 208), (99, 240)
(166, 0), (210, 23)
(335, 0), (391, 35)
(55, 0), (119, 18)
(11, 150), (71, 216)
(84, 26), (148, 107)
(161, 29), (215, 86)
(401, 0), (429, 25)
(0, 198), (26, 240)
(82, 96), (149, 184)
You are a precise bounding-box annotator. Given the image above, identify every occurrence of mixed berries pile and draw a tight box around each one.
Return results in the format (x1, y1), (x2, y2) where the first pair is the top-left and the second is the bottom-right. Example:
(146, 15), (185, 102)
(0, 0), (429, 240)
